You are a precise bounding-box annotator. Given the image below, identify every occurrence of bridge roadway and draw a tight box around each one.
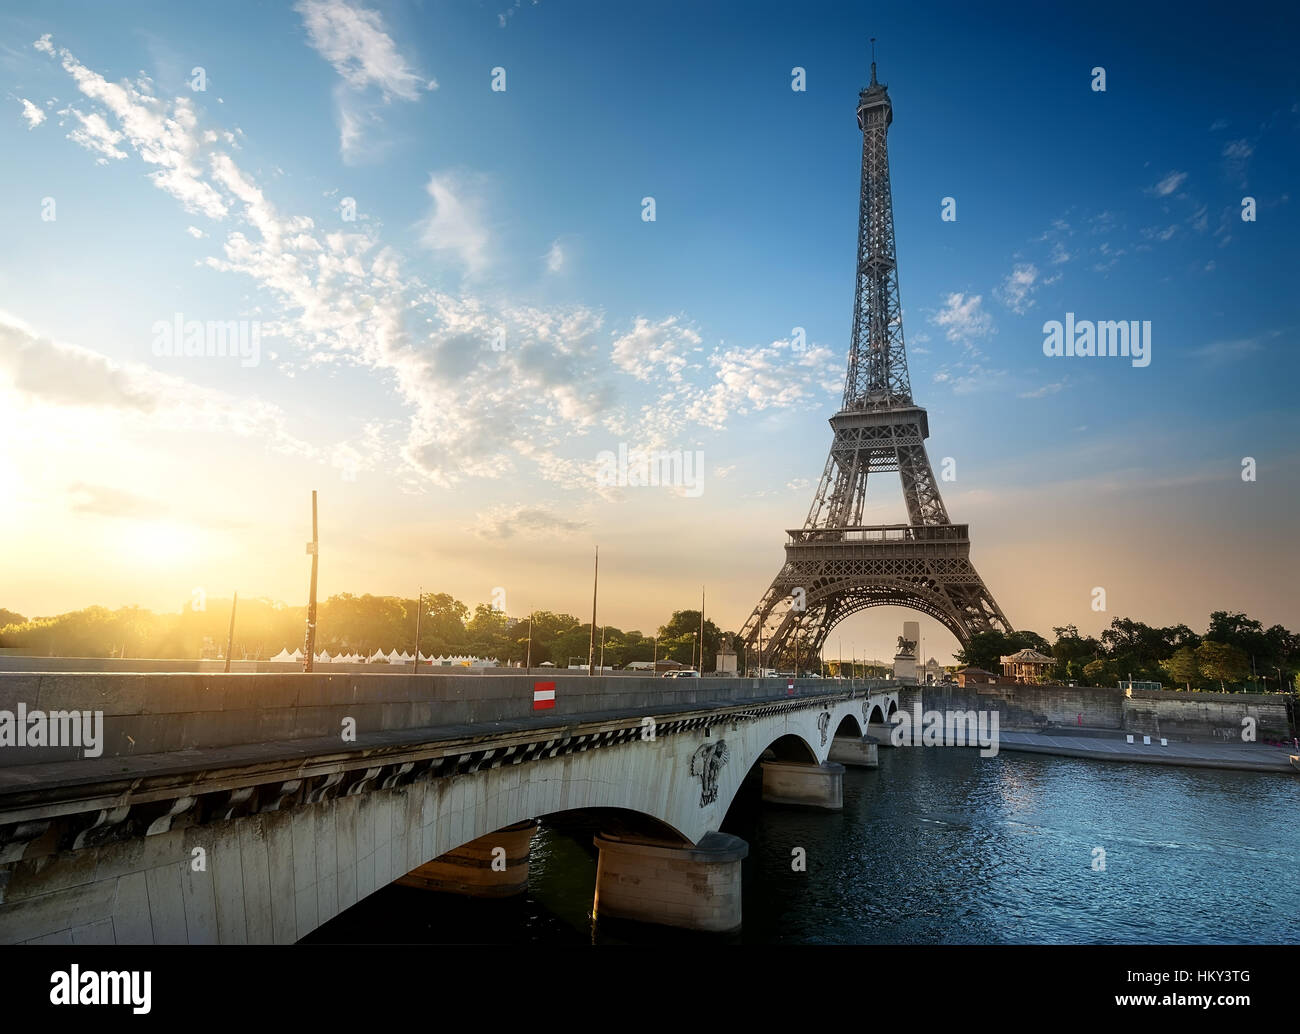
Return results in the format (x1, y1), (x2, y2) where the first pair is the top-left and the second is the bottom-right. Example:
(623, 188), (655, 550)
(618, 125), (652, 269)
(0, 671), (901, 942)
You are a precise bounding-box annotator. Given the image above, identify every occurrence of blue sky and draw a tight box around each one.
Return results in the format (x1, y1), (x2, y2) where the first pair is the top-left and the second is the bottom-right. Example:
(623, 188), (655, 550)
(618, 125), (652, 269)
(1, 0), (1297, 662)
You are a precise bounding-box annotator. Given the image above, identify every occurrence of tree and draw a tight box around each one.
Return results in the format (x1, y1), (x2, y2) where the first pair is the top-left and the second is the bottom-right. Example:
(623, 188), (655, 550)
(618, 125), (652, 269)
(1083, 658), (1115, 685)
(465, 604), (511, 662)
(1195, 640), (1249, 692)
(0, 608), (27, 629)
(658, 610), (723, 672)
(953, 630), (1011, 673)
(1051, 625), (1102, 683)
(1163, 645), (1199, 691)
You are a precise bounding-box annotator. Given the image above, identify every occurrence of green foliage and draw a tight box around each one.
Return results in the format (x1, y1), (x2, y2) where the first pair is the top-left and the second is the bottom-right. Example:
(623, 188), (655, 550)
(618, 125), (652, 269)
(657, 609), (724, 671)
(1195, 640), (1250, 691)
(954, 629), (1052, 674)
(1163, 645), (1200, 691)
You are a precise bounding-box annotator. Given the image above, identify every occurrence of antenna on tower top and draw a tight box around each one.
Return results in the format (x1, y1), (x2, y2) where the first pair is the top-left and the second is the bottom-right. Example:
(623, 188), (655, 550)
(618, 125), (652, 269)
(870, 37), (878, 85)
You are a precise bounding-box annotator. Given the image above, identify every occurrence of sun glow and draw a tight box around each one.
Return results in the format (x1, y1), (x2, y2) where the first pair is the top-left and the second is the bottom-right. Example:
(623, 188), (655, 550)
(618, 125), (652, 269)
(116, 520), (200, 566)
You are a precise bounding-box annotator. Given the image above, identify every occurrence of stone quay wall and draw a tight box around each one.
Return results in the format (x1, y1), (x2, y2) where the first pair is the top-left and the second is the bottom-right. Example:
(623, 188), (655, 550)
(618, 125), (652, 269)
(917, 683), (1289, 742)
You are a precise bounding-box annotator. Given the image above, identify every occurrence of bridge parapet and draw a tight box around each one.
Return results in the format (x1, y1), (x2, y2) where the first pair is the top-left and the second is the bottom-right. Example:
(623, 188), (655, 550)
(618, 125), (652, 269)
(0, 678), (900, 944)
(0, 673), (896, 767)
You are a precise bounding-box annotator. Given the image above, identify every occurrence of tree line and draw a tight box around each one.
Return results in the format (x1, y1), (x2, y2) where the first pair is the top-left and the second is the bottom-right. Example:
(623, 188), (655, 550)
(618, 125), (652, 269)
(0, 596), (727, 671)
(2, 599), (1294, 691)
(956, 612), (1298, 693)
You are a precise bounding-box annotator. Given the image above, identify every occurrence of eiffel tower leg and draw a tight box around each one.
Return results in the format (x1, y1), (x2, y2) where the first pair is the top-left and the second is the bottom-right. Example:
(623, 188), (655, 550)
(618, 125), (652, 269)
(897, 445), (949, 526)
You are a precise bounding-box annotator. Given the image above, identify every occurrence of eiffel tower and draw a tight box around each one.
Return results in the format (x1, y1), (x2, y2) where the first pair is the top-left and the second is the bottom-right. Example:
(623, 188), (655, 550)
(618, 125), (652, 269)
(739, 50), (1012, 671)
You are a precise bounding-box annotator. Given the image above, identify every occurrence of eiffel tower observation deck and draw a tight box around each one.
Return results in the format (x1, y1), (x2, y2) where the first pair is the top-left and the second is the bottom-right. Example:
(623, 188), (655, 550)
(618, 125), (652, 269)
(740, 48), (1012, 671)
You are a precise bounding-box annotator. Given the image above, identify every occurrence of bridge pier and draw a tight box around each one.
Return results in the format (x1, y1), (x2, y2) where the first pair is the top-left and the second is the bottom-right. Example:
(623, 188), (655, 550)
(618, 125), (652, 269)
(593, 831), (747, 933)
(828, 735), (879, 768)
(867, 722), (895, 746)
(760, 760), (844, 809)
(398, 820), (538, 898)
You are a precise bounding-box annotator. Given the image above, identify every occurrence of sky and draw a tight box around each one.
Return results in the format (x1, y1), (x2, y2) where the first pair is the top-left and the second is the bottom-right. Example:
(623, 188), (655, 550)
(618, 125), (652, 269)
(1, 0), (1297, 664)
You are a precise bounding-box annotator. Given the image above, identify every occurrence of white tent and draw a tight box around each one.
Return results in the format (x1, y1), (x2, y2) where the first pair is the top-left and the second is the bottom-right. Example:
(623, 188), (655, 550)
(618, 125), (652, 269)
(367, 649), (388, 663)
(289, 648), (304, 662)
(388, 649), (404, 663)
(314, 650), (331, 664)
(270, 647), (294, 662)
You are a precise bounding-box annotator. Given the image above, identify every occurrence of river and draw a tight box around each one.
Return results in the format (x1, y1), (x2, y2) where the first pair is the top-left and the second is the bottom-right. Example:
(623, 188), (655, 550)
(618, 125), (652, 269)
(303, 747), (1300, 944)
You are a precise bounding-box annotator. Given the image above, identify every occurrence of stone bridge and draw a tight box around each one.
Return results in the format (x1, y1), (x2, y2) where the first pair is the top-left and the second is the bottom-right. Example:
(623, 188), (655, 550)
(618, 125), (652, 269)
(0, 672), (900, 942)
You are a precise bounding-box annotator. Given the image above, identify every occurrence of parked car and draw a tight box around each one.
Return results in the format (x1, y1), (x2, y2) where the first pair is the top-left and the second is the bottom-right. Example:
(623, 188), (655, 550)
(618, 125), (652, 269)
(662, 669), (701, 678)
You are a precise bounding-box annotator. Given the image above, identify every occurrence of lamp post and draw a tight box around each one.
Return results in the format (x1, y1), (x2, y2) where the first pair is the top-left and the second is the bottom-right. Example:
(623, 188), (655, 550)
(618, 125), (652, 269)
(223, 591), (238, 674)
(699, 585), (706, 675)
(412, 588), (422, 673)
(588, 546), (598, 676)
(302, 490), (319, 673)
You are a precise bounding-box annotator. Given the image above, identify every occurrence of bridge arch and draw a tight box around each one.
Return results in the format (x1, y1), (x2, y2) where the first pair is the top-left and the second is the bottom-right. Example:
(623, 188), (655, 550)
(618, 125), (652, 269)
(0, 688), (901, 945)
(809, 588), (973, 650)
(760, 733), (820, 764)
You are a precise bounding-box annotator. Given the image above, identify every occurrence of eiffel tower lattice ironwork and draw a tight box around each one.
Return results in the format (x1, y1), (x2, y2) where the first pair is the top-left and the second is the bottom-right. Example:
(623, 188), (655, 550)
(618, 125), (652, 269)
(739, 51), (1012, 671)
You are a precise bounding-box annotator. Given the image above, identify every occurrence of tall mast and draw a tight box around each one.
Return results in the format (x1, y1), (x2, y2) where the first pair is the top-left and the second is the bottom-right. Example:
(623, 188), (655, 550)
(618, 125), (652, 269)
(842, 41), (913, 411)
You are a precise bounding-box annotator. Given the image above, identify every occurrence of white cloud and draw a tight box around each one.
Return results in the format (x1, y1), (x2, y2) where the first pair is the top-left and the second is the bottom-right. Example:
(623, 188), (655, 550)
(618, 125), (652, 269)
(419, 173), (491, 273)
(994, 263), (1039, 315)
(0, 314), (311, 454)
(545, 239), (564, 273)
(35, 38), (228, 218)
(186, 225), (207, 239)
(931, 292), (993, 345)
(37, 39), (839, 499)
(610, 316), (699, 382)
(1149, 171), (1188, 197)
(19, 98), (45, 128)
(295, 0), (429, 100)
(295, 0), (434, 161)
(64, 107), (127, 162)
(681, 339), (837, 430)
(473, 503), (588, 539)
(1221, 139), (1254, 185)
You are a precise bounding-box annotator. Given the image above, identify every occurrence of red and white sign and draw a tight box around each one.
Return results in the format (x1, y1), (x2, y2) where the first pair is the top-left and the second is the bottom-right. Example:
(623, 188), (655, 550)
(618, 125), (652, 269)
(787, 678), (795, 695)
(533, 681), (556, 710)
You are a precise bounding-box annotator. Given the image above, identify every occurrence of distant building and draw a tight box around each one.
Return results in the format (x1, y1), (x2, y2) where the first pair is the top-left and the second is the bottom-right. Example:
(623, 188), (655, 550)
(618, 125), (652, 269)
(715, 648), (738, 675)
(955, 666), (999, 687)
(1000, 649), (1055, 684)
